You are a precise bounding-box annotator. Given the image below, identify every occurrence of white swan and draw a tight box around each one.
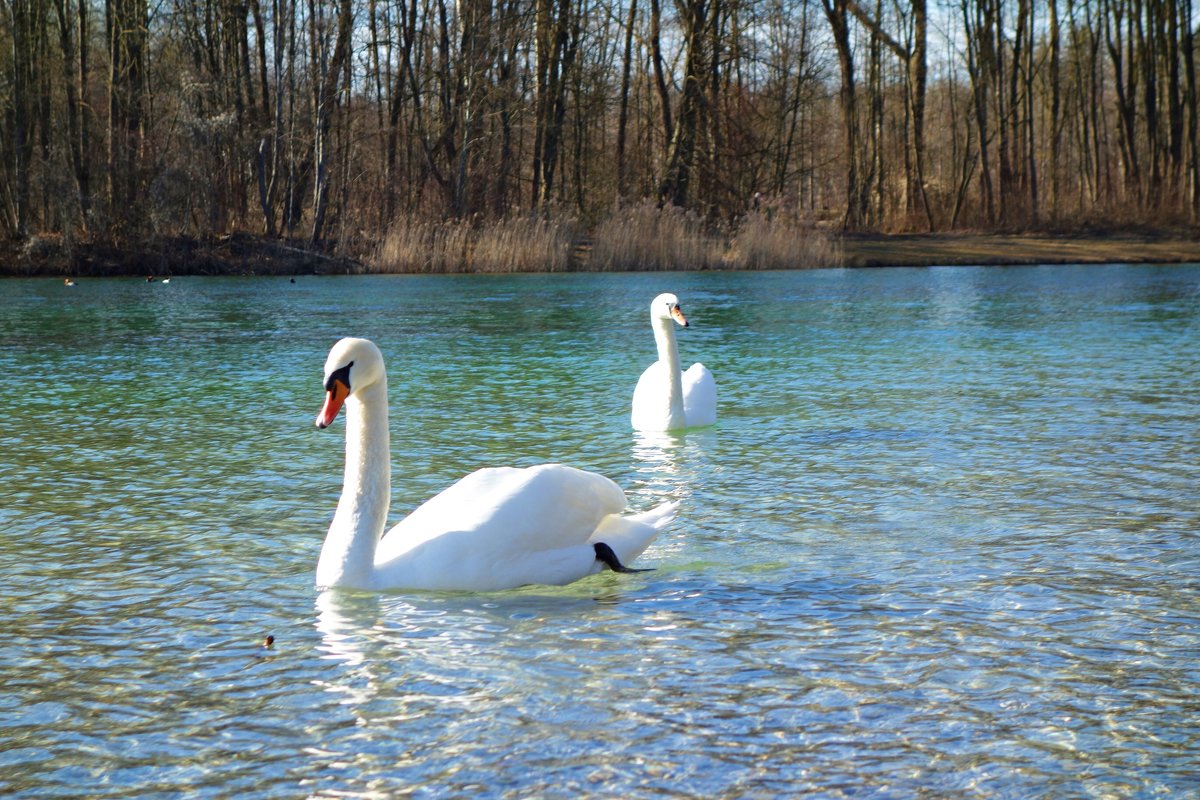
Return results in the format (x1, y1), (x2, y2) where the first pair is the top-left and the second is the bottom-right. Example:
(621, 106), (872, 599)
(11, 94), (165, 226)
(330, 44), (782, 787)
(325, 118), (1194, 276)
(631, 293), (717, 431)
(315, 337), (679, 592)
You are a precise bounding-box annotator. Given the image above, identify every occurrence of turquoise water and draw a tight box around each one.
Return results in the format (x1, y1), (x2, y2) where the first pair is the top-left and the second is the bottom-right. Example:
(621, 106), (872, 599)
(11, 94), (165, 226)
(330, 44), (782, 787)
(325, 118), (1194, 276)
(1, 266), (1197, 798)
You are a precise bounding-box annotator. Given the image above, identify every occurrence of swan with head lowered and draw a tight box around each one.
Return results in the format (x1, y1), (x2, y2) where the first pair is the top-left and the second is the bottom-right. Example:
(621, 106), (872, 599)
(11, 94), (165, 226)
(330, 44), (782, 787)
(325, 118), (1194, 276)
(314, 337), (679, 592)
(632, 293), (717, 431)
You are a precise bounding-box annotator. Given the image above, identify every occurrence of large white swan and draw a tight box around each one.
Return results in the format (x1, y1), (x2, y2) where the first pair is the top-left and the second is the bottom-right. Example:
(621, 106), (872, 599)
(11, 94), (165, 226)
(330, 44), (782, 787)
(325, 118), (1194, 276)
(315, 337), (679, 592)
(631, 293), (717, 431)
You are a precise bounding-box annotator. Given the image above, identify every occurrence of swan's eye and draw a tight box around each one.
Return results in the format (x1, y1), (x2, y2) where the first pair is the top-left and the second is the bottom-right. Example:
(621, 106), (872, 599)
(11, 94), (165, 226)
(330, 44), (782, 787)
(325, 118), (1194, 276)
(325, 362), (353, 391)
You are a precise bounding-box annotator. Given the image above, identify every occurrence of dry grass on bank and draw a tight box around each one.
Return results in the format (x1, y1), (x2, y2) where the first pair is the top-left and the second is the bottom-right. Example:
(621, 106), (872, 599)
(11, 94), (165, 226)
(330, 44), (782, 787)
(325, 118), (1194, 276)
(724, 212), (841, 270)
(588, 202), (840, 271)
(373, 217), (575, 273)
(474, 217), (575, 272)
(589, 202), (726, 270)
(371, 203), (839, 273)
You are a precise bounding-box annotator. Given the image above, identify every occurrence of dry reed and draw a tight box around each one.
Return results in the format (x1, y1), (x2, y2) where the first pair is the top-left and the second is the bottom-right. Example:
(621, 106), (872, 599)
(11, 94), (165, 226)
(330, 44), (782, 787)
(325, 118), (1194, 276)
(470, 217), (575, 272)
(588, 201), (726, 271)
(371, 204), (839, 273)
(373, 216), (575, 273)
(373, 219), (471, 273)
(723, 212), (841, 269)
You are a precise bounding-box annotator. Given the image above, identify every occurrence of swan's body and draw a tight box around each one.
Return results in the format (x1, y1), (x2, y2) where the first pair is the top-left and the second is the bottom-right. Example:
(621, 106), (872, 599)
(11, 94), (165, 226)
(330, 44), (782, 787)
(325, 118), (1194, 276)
(632, 293), (717, 431)
(315, 337), (678, 592)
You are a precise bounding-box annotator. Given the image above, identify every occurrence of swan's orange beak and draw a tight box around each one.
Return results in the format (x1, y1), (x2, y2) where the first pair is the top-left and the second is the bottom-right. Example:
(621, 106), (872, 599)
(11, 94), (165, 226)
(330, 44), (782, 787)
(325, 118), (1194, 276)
(671, 304), (690, 327)
(316, 378), (350, 429)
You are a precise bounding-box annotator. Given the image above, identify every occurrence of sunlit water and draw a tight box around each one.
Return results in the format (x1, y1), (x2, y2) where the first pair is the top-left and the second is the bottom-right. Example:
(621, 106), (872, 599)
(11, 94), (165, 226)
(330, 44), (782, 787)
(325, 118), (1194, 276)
(1, 266), (1197, 798)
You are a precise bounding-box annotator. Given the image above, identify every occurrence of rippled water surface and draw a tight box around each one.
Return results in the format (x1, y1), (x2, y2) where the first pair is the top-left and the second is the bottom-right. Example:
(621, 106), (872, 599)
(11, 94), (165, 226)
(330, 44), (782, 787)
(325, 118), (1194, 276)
(2, 266), (1198, 798)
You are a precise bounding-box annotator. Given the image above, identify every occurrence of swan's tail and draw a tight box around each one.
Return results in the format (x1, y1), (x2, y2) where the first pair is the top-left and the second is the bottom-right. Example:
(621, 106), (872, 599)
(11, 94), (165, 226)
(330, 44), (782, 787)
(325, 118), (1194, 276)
(590, 500), (681, 568)
(629, 499), (681, 531)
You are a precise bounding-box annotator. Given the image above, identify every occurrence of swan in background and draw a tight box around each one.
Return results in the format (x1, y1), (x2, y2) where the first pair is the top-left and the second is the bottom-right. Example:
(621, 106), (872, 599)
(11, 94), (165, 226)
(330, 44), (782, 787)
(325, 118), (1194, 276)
(632, 293), (717, 431)
(315, 337), (679, 592)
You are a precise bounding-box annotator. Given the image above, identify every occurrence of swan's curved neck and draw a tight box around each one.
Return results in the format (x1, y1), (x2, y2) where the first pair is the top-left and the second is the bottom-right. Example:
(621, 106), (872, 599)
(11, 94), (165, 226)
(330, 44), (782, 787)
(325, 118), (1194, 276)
(653, 315), (685, 424)
(317, 380), (390, 589)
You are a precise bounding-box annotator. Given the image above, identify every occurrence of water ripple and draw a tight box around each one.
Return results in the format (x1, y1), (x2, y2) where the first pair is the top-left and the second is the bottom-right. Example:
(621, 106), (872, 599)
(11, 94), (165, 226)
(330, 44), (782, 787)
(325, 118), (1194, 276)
(1, 267), (1197, 798)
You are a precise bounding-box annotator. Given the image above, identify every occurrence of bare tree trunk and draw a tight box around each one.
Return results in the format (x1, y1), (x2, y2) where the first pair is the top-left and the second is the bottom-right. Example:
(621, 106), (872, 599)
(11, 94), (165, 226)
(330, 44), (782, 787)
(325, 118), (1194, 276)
(106, 0), (148, 231)
(532, 0), (579, 209)
(1106, 0), (1142, 205)
(9, 0), (37, 236)
(1022, 0), (1038, 223)
(310, 0), (353, 244)
(493, 0), (520, 216)
(31, 0), (51, 229)
(1048, 0), (1062, 219)
(368, 0), (390, 225)
(659, 0), (714, 208)
(1077, 0), (1107, 208)
(910, 0), (932, 229)
(616, 0), (637, 203)
(1140, 0), (1163, 208)
(648, 0), (673, 154)
(1164, 0), (1184, 204)
(54, 0), (85, 226)
(261, 0), (295, 237)
(947, 40), (976, 228)
(866, 4), (883, 225)
(1183, 0), (1200, 217)
(995, 0), (1013, 224)
(823, 0), (863, 228)
(963, 0), (995, 225)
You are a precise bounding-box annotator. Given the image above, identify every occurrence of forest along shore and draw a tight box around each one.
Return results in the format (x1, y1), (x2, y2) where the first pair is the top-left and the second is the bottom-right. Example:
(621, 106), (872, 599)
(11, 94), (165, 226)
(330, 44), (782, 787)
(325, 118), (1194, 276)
(3, 230), (1199, 277)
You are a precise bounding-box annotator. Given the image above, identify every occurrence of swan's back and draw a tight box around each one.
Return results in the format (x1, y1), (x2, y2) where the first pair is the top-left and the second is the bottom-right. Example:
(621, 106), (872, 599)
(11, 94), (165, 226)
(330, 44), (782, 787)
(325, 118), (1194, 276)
(381, 464), (625, 551)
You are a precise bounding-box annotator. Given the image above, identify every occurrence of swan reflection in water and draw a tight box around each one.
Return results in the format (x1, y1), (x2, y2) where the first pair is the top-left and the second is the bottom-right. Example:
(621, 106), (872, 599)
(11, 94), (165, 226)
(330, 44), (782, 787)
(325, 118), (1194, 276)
(314, 590), (382, 668)
(631, 430), (686, 477)
(313, 586), (644, 723)
(315, 586), (637, 669)
(630, 427), (717, 486)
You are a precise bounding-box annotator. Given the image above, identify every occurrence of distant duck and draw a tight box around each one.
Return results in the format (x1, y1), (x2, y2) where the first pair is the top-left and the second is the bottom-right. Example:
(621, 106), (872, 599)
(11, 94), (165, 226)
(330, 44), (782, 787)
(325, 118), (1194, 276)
(161, 277), (171, 284)
(63, 278), (75, 287)
(146, 275), (156, 283)
(314, 337), (679, 591)
(631, 293), (717, 431)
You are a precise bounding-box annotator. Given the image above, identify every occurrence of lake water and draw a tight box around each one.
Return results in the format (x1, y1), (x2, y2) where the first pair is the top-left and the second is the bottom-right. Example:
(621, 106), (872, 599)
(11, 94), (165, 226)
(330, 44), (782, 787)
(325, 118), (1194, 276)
(1, 265), (1197, 798)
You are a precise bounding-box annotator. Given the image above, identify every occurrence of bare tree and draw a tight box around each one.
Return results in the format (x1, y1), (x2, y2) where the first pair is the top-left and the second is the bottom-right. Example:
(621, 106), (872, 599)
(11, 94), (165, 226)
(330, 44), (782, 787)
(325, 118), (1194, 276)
(822, 0), (864, 228)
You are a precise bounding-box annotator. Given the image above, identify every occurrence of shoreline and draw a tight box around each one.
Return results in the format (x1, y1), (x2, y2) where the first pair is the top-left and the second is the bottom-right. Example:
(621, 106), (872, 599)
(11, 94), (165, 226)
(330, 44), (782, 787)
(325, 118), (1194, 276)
(3, 229), (1198, 277)
(839, 230), (1200, 268)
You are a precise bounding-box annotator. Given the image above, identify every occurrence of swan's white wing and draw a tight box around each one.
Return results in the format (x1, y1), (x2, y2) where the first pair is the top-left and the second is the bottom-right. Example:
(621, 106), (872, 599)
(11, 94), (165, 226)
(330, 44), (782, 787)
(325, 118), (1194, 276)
(372, 464), (635, 589)
(381, 464), (627, 553)
(682, 363), (717, 427)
